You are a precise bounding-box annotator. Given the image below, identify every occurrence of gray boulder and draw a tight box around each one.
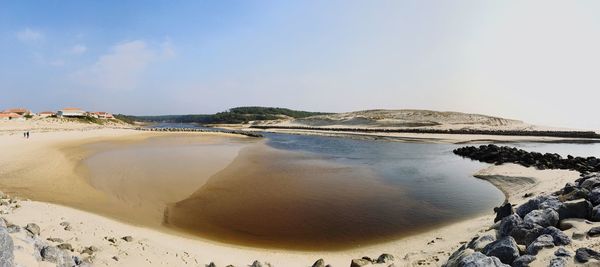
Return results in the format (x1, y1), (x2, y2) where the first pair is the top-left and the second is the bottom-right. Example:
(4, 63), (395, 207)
(589, 188), (600, 205)
(548, 257), (568, 267)
(592, 204), (600, 221)
(575, 247), (600, 263)
(498, 215), (522, 238)
(466, 235), (495, 252)
(0, 226), (14, 267)
(526, 234), (554, 255)
(561, 187), (590, 201)
(542, 226), (571, 245)
(40, 246), (76, 267)
(459, 252), (509, 267)
(558, 199), (592, 219)
(376, 253), (394, 263)
(588, 226), (600, 237)
(443, 246), (473, 267)
(481, 236), (519, 264)
(581, 177), (600, 190)
(350, 258), (370, 267)
(516, 196), (562, 218)
(511, 255), (535, 267)
(523, 209), (559, 227)
(507, 222), (544, 245)
(6, 224), (19, 234)
(311, 258), (324, 267)
(25, 223), (40, 236)
(539, 197), (564, 211)
(554, 247), (573, 257)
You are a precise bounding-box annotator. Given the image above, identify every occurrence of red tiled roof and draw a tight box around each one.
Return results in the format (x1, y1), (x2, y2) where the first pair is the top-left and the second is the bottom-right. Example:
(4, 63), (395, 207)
(3, 108), (30, 113)
(0, 113), (22, 118)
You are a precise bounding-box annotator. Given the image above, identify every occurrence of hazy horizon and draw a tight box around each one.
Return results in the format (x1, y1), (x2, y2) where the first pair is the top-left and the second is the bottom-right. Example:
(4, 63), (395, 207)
(2, 1), (600, 130)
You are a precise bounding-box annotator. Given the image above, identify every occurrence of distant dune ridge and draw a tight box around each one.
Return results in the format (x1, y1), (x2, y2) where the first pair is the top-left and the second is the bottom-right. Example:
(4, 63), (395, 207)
(255, 109), (535, 131)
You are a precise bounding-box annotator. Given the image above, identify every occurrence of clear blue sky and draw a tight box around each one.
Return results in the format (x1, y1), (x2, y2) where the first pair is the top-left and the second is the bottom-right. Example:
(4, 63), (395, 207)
(1, 1), (599, 129)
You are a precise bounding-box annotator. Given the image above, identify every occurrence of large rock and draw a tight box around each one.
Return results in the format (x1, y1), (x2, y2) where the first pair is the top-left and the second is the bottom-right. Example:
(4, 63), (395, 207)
(554, 248), (573, 257)
(548, 257), (568, 267)
(376, 253), (394, 263)
(511, 255), (535, 267)
(481, 236), (519, 264)
(444, 246), (473, 267)
(526, 234), (554, 255)
(591, 205), (600, 221)
(494, 202), (513, 223)
(25, 223), (40, 236)
(588, 188), (600, 205)
(516, 196), (563, 218)
(498, 215), (522, 238)
(458, 252), (509, 267)
(587, 226), (600, 237)
(311, 258), (325, 267)
(580, 177), (600, 190)
(558, 199), (592, 219)
(560, 187), (589, 201)
(350, 258), (371, 267)
(507, 222), (544, 245)
(40, 246), (76, 267)
(467, 235), (496, 252)
(524, 209), (559, 227)
(0, 226), (14, 266)
(542, 226), (571, 245)
(575, 247), (600, 263)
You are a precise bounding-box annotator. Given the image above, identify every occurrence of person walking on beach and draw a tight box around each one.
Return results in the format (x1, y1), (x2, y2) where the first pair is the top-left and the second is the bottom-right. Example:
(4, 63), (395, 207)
(23, 132), (26, 138)
(26, 131), (29, 139)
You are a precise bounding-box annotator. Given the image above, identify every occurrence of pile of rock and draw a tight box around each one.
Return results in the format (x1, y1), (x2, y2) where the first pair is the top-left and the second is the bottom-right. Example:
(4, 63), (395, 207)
(136, 127), (264, 138)
(0, 191), (104, 266)
(444, 171), (600, 266)
(453, 144), (600, 173)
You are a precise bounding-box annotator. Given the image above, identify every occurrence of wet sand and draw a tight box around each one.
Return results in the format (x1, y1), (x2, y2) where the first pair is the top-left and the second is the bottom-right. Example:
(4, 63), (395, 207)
(0, 129), (254, 228)
(81, 135), (255, 224)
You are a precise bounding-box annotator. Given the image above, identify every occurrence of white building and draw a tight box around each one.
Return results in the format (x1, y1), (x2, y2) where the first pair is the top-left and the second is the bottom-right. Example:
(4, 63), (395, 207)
(57, 108), (86, 118)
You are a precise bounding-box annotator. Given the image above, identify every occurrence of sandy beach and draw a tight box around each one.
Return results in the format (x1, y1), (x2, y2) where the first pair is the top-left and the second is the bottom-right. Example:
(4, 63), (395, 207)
(0, 120), (584, 266)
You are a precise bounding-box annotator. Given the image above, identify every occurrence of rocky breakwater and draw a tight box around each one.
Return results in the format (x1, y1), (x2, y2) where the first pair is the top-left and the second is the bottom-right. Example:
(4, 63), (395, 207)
(444, 145), (600, 266)
(136, 127), (264, 138)
(453, 144), (600, 173)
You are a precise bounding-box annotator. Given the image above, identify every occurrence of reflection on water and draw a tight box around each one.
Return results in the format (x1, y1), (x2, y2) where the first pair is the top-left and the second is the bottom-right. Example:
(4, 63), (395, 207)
(166, 133), (505, 250)
(81, 128), (600, 250)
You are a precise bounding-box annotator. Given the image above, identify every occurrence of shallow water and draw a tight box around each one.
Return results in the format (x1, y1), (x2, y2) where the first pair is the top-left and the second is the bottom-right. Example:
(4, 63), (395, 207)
(81, 135), (255, 223)
(83, 130), (600, 250)
(82, 130), (508, 250)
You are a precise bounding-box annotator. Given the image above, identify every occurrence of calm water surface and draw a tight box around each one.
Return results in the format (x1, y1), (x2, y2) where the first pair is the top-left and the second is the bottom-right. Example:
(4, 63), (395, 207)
(84, 125), (600, 249)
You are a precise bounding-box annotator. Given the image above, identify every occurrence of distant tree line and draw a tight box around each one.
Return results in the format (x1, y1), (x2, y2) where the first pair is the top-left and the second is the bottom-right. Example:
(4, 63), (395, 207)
(119, 107), (330, 124)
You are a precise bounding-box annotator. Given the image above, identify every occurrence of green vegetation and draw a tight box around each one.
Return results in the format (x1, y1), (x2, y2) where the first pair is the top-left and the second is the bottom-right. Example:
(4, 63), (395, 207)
(113, 114), (137, 124)
(124, 106), (330, 124)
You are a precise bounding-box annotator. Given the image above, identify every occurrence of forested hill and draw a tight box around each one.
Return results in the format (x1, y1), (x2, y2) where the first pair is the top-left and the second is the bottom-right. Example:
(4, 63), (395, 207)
(117, 107), (330, 124)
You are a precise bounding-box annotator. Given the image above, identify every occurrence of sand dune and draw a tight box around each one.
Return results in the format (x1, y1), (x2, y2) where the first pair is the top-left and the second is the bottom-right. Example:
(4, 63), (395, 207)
(254, 109), (576, 132)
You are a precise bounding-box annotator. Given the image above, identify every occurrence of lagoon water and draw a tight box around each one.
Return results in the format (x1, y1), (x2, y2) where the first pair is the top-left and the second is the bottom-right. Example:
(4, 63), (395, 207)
(80, 125), (600, 250)
(165, 133), (506, 249)
(82, 127), (513, 250)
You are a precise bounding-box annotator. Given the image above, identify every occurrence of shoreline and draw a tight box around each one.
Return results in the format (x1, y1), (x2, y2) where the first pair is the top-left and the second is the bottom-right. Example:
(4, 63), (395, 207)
(0, 125), (582, 266)
(227, 126), (600, 144)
